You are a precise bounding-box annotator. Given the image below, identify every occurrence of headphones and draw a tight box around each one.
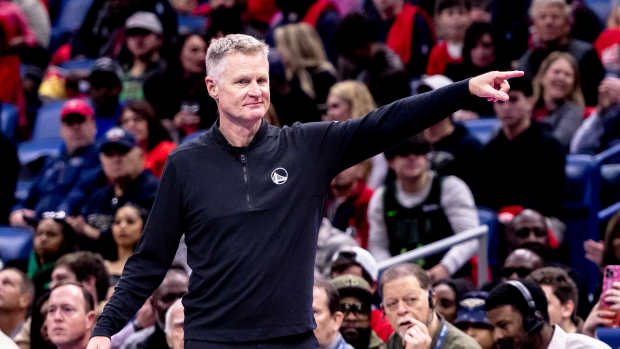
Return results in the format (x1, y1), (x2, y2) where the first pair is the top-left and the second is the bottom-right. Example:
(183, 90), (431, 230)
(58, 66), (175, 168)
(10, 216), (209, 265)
(428, 290), (434, 309)
(505, 280), (545, 334)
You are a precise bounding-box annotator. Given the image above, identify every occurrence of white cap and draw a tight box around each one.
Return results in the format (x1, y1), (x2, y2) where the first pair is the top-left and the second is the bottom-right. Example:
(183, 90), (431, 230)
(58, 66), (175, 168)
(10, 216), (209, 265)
(332, 246), (378, 282)
(419, 74), (453, 91)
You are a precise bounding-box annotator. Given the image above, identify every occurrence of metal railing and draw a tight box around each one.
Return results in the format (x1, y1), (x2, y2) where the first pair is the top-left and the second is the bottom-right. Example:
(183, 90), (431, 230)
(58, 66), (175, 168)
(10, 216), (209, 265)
(377, 225), (489, 288)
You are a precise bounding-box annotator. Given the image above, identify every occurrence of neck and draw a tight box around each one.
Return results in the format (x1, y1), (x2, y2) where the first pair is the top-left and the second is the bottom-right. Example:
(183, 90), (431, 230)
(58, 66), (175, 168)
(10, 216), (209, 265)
(218, 116), (262, 147)
(427, 312), (441, 338)
(326, 330), (341, 348)
(399, 171), (430, 193)
(0, 310), (24, 337)
(535, 324), (554, 348)
(543, 95), (562, 111)
(503, 118), (531, 140)
(57, 332), (90, 349)
(560, 318), (578, 334)
(116, 245), (134, 265)
(424, 120), (454, 143)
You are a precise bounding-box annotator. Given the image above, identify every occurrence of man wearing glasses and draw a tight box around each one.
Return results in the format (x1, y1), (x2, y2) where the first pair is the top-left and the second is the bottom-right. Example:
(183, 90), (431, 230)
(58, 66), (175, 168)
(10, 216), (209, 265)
(331, 275), (386, 349)
(380, 263), (481, 349)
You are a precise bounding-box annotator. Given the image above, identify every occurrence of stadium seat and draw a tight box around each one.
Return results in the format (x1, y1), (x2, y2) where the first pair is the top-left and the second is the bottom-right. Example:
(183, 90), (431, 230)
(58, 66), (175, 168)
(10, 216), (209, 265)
(17, 100), (67, 165)
(459, 118), (500, 144)
(586, 0), (611, 23)
(0, 226), (33, 263)
(0, 104), (18, 139)
(59, 58), (96, 72)
(178, 15), (207, 34)
(181, 131), (206, 144)
(597, 327), (620, 348)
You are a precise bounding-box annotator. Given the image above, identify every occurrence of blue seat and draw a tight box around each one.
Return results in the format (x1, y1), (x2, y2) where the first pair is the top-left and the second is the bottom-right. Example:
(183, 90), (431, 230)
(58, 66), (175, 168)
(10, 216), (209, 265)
(1, 104), (18, 139)
(181, 131), (206, 144)
(0, 226), (33, 262)
(49, 0), (94, 50)
(31, 100), (66, 140)
(459, 118), (500, 144)
(59, 58), (96, 72)
(17, 138), (63, 165)
(597, 327), (620, 348)
(178, 15), (207, 34)
(586, 0), (611, 23)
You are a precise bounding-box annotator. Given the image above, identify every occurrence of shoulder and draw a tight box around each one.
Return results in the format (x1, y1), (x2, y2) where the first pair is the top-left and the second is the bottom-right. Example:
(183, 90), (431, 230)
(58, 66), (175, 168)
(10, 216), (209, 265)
(445, 322), (482, 348)
(565, 332), (611, 349)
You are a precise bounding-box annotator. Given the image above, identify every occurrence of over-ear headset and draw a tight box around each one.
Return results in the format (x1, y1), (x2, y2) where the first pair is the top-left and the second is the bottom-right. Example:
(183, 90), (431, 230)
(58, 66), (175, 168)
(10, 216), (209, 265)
(506, 280), (545, 334)
(428, 290), (434, 309)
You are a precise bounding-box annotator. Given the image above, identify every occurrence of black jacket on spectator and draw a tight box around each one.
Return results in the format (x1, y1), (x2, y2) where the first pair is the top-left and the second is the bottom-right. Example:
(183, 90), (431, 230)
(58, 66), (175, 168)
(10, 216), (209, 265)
(475, 122), (566, 217)
(0, 132), (18, 224)
(519, 39), (605, 107)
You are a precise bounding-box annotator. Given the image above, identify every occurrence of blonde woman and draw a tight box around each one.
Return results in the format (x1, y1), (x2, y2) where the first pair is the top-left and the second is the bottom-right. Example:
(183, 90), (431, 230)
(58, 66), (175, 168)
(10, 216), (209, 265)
(532, 51), (584, 148)
(274, 23), (337, 108)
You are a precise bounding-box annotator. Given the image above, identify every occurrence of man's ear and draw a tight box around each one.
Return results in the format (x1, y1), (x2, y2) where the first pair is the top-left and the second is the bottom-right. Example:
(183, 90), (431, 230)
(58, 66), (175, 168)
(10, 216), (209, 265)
(205, 76), (218, 100)
(334, 310), (344, 327)
(86, 310), (97, 329)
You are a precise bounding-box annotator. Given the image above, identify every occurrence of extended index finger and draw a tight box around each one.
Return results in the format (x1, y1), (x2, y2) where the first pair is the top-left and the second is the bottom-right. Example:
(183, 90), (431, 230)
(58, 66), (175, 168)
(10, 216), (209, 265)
(494, 70), (525, 80)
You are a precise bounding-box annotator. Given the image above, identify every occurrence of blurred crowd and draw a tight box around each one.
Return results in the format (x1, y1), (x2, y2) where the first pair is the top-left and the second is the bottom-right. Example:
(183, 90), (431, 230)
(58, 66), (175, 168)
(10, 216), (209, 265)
(0, 0), (620, 348)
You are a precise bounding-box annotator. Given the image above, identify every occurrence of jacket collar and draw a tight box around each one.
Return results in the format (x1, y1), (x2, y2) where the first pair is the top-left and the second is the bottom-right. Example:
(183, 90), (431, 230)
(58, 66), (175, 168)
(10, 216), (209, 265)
(207, 118), (268, 151)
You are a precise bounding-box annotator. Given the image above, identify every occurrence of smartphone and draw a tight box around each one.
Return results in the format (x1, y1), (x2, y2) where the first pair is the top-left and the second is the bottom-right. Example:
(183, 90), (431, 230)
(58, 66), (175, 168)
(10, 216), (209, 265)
(601, 265), (620, 327)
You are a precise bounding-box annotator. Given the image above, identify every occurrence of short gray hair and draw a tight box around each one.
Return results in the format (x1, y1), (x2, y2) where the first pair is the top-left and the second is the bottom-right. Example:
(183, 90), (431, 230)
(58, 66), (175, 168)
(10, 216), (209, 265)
(206, 34), (269, 79)
(529, 0), (571, 19)
(164, 298), (184, 336)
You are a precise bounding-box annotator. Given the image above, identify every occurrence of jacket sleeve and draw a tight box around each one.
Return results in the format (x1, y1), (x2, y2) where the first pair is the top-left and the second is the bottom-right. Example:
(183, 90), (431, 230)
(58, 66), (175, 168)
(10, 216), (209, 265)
(91, 158), (185, 338)
(321, 79), (472, 176)
(551, 103), (583, 149)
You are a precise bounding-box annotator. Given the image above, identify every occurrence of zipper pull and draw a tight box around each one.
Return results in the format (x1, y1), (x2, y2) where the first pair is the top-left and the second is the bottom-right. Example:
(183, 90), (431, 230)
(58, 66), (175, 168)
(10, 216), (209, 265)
(240, 154), (247, 164)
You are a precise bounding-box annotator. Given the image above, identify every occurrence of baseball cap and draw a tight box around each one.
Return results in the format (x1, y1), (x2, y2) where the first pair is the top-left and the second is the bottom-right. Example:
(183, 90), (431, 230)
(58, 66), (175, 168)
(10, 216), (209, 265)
(455, 291), (490, 327)
(99, 127), (136, 154)
(89, 57), (123, 87)
(417, 75), (453, 93)
(125, 11), (163, 35)
(332, 246), (378, 282)
(331, 274), (373, 304)
(60, 99), (94, 122)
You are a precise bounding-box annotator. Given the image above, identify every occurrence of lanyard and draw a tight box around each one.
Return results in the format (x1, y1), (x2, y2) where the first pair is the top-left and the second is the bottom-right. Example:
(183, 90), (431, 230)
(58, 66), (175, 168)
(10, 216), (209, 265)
(433, 322), (449, 349)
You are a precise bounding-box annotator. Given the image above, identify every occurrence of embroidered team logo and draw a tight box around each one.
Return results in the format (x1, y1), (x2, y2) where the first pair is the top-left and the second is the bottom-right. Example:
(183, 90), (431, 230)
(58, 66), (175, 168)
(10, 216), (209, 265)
(271, 167), (288, 185)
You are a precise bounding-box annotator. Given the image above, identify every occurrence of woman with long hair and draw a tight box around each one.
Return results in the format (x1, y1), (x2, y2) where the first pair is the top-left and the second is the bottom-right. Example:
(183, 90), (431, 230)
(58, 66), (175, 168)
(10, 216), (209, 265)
(105, 203), (147, 287)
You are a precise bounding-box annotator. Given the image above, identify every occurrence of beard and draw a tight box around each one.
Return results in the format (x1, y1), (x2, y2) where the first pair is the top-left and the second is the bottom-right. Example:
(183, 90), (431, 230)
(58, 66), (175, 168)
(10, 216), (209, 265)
(341, 327), (371, 349)
(496, 335), (535, 349)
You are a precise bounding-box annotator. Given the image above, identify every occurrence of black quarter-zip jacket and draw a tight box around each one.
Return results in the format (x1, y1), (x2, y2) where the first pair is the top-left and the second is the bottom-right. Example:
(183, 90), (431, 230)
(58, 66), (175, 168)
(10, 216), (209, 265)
(92, 79), (472, 343)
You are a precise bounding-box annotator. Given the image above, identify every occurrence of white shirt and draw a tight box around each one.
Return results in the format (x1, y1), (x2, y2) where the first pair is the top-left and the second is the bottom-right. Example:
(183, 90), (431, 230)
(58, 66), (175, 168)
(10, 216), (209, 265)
(0, 330), (18, 349)
(547, 325), (611, 349)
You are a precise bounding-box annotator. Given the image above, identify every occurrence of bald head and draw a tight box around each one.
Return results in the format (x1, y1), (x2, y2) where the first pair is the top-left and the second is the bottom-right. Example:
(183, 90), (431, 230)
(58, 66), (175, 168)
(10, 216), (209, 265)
(502, 248), (544, 280)
(506, 209), (549, 255)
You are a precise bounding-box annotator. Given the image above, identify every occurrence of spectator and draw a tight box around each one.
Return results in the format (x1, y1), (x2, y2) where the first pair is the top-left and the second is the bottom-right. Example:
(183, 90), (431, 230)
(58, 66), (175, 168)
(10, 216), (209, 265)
(271, 0), (341, 64)
(326, 163), (374, 249)
(164, 299), (184, 349)
(419, 75), (483, 189)
(380, 263), (481, 348)
(485, 280), (609, 349)
(88, 58), (125, 138)
(531, 52), (584, 149)
(583, 211), (620, 269)
(0, 268), (33, 338)
(119, 12), (166, 102)
(432, 278), (475, 324)
(13, 290), (55, 349)
(519, 0), (604, 106)
(71, 0), (177, 59)
(119, 100), (175, 178)
(27, 214), (77, 299)
(331, 275), (386, 349)
(66, 127), (158, 251)
(9, 99), (99, 227)
(335, 13), (411, 106)
(121, 267), (189, 349)
(503, 209), (554, 260)
(105, 204), (146, 288)
(46, 283), (96, 349)
(475, 77), (565, 217)
(0, 132), (18, 225)
(454, 291), (494, 349)
(569, 0), (604, 44)
(368, 0), (435, 78)
(528, 267), (583, 334)
(12, 0), (50, 49)
(571, 77), (620, 154)
(500, 248), (544, 281)
(144, 32), (216, 141)
(427, 0), (472, 76)
(593, 3), (620, 75)
(367, 135), (479, 282)
(313, 278), (352, 349)
(50, 251), (110, 309)
(273, 23), (336, 123)
(582, 279), (620, 338)
(445, 21), (509, 117)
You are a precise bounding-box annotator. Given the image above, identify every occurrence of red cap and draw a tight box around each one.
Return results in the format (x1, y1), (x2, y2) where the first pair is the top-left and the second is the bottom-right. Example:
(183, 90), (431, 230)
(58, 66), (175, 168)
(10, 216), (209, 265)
(60, 99), (94, 120)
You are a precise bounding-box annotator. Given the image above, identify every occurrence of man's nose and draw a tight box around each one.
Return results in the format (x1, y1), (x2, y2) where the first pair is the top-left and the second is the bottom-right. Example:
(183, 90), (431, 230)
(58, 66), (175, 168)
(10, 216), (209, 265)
(248, 81), (261, 96)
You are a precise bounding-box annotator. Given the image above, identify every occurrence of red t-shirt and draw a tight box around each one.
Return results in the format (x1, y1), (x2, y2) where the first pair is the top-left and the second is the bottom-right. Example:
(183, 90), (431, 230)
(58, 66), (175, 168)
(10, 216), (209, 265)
(594, 28), (620, 72)
(426, 41), (462, 76)
(145, 140), (176, 178)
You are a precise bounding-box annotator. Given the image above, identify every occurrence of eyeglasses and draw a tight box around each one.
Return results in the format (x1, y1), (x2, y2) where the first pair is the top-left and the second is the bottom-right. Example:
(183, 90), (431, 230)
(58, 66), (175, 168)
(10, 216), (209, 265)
(514, 227), (547, 239)
(383, 296), (419, 312)
(500, 266), (533, 279)
(340, 302), (369, 315)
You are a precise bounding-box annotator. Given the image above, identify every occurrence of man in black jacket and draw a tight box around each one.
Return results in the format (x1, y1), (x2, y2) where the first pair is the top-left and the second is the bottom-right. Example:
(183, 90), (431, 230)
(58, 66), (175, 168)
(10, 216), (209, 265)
(88, 34), (522, 349)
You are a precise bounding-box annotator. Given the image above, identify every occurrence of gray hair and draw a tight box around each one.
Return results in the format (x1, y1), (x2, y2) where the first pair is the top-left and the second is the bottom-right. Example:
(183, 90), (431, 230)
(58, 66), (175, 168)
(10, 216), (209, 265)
(529, 0), (571, 19)
(205, 34), (269, 79)
(164, 298), (184, 336)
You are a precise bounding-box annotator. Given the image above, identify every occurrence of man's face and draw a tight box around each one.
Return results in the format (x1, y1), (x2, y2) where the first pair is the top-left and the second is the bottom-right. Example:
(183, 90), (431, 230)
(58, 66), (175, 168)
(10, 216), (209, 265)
(50, 266), (78, 290)
(506, 212), (549, 254)
(382, 276), (433, 339)
(60, 115), (96, 154)
(206, 52), (270, 125)
(166, 305), (185, 349)
(47, 285), (95, 348)
(389, 153), (428, 182)
(100, 147), (143, 182)
(501, 249), (543, 280)
(433, 283), (457, 323)
(313, 286), (342, 347)
(152, 272), (189, 328)
(339, 295), (371, 349)
(493, 91), (533, 130)
(541, 285), (563, 326)
(532, 4), (570, 44)
(126, 30), (162, 58)
(331, 265), (365, 281)
(0, 269), (26, 311)
(486, 305), (531, 349)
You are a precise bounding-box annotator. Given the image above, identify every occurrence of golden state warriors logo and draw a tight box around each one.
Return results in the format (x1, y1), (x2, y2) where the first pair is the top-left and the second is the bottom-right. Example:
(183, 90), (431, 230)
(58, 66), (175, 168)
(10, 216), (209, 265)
(271, 167), (288, 185)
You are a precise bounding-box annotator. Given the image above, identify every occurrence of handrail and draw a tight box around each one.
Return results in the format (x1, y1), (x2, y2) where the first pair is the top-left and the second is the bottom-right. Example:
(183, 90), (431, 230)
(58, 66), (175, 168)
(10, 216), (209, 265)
(377, 225), (489, 288)
(599, 201), (620, 221)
